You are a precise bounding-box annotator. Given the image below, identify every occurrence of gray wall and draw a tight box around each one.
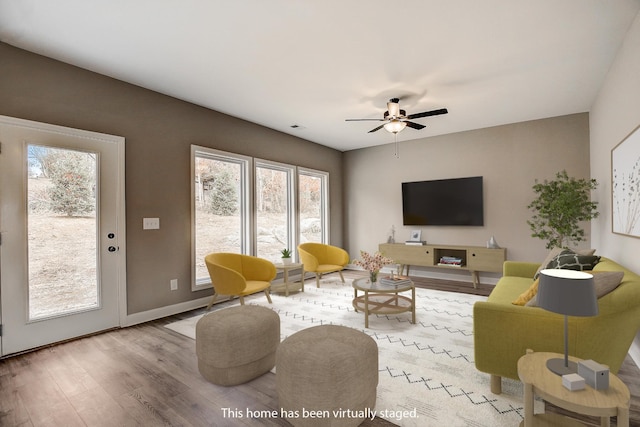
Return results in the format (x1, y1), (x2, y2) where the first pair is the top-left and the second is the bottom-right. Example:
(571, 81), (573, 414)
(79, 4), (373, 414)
(0, 42), (344, 314)
(343, 113), (592, 283)
(589, 10), (640, 360)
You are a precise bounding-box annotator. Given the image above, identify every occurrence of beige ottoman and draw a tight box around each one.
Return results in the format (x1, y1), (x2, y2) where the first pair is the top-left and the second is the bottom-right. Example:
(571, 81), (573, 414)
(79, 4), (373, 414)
(196, 305), (280, 386)
(276, 325), (378, 427)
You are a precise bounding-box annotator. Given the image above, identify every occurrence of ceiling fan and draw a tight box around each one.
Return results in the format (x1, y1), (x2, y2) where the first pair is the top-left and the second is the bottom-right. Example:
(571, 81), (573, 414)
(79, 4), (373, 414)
(346, 98), (448, 134)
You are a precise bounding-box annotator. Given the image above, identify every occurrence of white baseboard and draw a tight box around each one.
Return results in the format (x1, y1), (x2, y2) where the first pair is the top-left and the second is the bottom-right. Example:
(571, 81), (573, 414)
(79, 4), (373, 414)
(123, 271), (312, 328)
(123, 296), (211, 327)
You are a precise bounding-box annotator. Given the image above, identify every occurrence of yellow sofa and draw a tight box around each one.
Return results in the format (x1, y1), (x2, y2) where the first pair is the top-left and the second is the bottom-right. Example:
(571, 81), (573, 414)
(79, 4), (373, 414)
(204, 253), (276, 309)
(298, 243), (349, 288)
(473, 257), (640, 394)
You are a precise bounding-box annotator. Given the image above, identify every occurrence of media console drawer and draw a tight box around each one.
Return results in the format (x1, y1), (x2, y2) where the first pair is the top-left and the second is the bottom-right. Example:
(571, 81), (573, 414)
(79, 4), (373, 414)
(378, 244), (435, 266)
(378, 243), (506, 287)
(467, 248), (505, 273)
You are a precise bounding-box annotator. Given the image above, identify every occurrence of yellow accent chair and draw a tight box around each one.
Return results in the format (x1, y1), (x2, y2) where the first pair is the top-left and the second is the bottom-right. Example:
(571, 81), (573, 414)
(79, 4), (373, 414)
(205, 253), (276, 310)
(298, 243), (349, 288)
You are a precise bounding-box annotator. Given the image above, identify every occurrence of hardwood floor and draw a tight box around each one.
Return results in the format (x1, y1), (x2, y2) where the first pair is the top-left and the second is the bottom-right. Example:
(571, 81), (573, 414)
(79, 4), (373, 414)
(0, 271), (638, 426)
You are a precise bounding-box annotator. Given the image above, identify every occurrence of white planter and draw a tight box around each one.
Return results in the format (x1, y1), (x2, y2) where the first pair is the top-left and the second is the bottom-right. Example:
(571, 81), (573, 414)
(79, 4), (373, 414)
(282, 257), (292, 265)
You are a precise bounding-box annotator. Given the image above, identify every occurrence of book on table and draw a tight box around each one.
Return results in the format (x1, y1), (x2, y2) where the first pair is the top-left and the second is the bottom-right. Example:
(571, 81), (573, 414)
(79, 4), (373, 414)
(438, 256), (463, 267)
(379, 275), (412, 287)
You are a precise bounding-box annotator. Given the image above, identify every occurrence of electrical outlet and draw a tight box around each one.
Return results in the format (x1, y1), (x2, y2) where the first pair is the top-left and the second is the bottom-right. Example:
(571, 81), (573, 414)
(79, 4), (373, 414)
(170, 279), (178, 291)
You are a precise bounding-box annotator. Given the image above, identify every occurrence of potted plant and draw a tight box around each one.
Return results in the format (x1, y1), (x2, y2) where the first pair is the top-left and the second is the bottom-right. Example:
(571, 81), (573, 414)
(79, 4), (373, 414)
(281, 248), (293, 265)
(527, 170), (599, 249)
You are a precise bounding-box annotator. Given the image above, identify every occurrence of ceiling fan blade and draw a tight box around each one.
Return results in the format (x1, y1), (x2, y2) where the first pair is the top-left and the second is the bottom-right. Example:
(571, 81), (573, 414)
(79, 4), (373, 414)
(406, 108), (448, 120)
(368, 124), (386, 133)
(345, 118), (385, 122)
(405, 121), (426, 130)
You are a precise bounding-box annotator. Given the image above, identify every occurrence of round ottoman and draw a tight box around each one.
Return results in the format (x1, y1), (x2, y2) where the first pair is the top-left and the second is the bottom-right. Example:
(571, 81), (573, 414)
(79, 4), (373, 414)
(276, 325), (378, 427)
(196, 305), (280, 386)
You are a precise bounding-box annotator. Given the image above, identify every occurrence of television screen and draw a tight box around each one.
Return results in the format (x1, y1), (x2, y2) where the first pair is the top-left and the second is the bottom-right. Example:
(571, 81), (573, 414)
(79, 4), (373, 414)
(402, 176), (484, 226)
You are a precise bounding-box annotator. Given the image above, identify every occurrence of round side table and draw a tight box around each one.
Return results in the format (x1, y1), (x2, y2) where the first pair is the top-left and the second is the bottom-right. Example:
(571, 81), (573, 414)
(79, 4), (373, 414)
(517, 350), (630, 427)
(271, 262), (304, 297)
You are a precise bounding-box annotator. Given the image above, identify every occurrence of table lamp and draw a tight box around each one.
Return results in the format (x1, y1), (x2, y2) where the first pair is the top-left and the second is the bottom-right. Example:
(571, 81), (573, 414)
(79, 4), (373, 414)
(537, 269), (598, 376)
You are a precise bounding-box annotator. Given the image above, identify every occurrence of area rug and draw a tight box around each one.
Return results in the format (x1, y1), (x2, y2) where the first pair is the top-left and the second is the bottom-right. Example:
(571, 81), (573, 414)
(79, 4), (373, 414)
(166, 278), (539, 427)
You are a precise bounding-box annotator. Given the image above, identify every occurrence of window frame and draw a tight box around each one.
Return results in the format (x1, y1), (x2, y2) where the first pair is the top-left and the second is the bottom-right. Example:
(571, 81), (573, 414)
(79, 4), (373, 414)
(298, 167), (330, 244)
(191, 145), (252, 291)
(254, 159), (296, 261)
(191, 145), (329, 291)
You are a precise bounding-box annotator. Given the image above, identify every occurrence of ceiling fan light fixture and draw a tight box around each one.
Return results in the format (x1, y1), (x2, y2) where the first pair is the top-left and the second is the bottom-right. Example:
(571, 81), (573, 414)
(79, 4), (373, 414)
(384, 119), (407, 134)
(345, 97), (447, 139)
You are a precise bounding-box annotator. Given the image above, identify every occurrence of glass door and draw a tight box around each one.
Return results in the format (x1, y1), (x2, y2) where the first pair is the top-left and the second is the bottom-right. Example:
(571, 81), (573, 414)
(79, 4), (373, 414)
(0, 116), (125, 356)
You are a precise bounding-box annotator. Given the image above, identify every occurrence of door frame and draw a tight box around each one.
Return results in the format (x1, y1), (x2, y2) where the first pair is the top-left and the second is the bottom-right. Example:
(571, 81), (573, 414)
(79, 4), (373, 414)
(0, 115), (127, 352)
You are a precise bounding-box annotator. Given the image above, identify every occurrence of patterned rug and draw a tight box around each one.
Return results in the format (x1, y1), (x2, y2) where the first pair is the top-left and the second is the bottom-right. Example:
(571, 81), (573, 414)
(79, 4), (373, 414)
(166, 277), (538, 426)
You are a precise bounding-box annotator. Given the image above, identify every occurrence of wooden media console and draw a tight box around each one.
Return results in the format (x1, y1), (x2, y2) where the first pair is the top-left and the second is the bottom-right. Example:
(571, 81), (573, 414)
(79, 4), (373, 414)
(379, 243), (506, 288)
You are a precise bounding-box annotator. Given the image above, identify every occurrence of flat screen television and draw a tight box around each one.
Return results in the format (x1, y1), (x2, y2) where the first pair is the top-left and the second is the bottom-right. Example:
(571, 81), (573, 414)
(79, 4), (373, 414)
(402, 176), (484, 226)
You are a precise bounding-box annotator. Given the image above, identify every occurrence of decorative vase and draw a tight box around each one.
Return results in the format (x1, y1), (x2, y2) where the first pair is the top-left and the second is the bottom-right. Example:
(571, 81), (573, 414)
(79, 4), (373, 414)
(487, 236), (501, 249)
(369, 270), (378, 283)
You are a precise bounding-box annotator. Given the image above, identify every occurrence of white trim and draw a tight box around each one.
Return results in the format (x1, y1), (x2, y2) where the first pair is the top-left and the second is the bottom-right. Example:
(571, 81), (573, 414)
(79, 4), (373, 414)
(255, 159), (296, 261)
(116, 137), (128, 328)
(0, 115), (126, 354)
(190, 147), (331, 290)
(298, 167), (329, 244)
(123, 296), (212, 327)
(190, 145), (252, 291)
(125, 272), (309, 327)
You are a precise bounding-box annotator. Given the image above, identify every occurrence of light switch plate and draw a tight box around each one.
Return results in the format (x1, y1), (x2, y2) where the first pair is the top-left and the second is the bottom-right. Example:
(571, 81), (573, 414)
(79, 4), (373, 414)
(143, 217), (160, 230)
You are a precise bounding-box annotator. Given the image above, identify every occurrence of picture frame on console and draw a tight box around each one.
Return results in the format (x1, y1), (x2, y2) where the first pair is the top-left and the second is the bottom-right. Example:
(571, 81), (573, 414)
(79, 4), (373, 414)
(612, 123), (640, 238)
(409, 229), (422, 242)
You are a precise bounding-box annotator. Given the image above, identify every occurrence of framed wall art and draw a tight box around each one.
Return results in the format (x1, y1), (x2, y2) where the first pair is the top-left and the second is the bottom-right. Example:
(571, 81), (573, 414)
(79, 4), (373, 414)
(612, 123), (640, 238)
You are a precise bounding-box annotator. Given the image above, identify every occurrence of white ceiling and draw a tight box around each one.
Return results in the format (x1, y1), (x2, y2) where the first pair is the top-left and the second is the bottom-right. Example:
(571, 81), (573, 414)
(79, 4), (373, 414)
(1, 1), (639, 152)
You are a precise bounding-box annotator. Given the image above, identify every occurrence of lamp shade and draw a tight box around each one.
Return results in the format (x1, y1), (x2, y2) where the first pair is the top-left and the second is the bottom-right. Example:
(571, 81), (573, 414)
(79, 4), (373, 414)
(537, 269), (598, 317)
(383, 119), (407, 134)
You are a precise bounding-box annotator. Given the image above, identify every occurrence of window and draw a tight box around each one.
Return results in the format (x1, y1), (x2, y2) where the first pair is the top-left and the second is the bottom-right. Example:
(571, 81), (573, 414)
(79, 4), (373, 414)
(192, 147), (251, 288)
(299, 168), (329, 244)
(27, 145), (99, 319)
(191, 146), (329, 290)
(255, 160), (295, 261)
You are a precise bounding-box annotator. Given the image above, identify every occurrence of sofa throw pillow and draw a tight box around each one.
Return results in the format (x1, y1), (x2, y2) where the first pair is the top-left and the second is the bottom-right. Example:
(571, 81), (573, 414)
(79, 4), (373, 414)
(546, 249), (600, 272)
(533, 247), (564, 279)
(526, 270), (624, 307)
(591, 271), (625, 296)
(512, 278), (540, 306)
(533, 247), (597, 279)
